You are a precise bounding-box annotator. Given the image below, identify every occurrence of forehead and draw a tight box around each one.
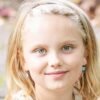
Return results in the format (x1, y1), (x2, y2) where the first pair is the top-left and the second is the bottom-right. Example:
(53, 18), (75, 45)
(22, 14), (83, 43)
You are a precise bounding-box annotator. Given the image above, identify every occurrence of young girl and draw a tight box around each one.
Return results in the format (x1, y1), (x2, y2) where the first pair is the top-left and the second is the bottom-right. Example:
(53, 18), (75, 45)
(5, 0), (100, 100)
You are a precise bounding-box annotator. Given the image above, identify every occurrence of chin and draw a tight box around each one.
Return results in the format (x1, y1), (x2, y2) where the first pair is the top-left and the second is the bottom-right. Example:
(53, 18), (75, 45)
(46, 82), (68, 91)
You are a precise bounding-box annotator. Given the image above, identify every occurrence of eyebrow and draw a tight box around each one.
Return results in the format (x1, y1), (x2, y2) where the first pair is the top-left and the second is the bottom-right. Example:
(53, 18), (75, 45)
(59, 40), (78, 44)
(31, 40), (78, 47)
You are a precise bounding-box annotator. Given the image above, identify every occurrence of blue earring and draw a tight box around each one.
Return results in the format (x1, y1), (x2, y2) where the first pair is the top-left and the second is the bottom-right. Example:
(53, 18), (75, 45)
(82, 65), (86, 73)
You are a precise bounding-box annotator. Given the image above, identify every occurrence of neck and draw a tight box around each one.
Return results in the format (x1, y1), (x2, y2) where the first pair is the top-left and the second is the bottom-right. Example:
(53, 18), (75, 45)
(35, 85), (74, 100)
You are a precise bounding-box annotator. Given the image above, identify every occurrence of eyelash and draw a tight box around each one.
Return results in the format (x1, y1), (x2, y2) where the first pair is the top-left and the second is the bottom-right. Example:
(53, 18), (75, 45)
(32, 44), (75, 56)
(33, 48), (47, 56)
(61, 44), (75, 53)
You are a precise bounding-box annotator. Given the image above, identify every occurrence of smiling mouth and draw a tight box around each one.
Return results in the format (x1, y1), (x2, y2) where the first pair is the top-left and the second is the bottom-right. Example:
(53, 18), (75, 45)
(44, 71), (69, 79)
(44, 71), (69, 75)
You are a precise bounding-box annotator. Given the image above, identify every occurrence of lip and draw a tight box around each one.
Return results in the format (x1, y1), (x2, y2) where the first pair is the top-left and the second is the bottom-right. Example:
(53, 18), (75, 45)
(44, 70), (69, 75)
(44, 70), (69, 79)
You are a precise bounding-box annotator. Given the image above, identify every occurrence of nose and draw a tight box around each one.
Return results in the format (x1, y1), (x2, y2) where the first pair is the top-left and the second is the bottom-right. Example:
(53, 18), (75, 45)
(48, 51), (62, 68)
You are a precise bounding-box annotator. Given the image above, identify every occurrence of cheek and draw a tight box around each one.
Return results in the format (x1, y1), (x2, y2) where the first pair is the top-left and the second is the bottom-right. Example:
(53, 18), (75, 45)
(71, 65), (82, 78)
(24, 57), (46, 86)
(63, 51), (85, 68)
(24, 54), (46, 73)
(63, 53), (85, 82)
(68, 67), (82, 85)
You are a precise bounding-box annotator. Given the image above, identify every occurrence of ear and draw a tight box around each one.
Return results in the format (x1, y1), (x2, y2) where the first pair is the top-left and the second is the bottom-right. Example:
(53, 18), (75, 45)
(83, 49), (88, 65)
(83, 58), (87, 65)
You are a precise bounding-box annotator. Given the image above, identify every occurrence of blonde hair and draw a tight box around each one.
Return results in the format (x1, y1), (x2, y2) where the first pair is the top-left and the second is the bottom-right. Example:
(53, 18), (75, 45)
(5, 0), (100, 100)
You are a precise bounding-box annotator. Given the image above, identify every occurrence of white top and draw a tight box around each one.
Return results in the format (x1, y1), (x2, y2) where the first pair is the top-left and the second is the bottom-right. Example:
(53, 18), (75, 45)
(13, 90), (33, 100)
(13, 90), (100, 100)
(13, 90), (82, 100)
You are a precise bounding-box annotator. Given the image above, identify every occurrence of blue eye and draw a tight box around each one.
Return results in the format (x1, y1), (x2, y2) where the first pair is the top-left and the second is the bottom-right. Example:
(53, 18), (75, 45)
(34, 48), (47, 56)
(62, 45), (74, 53)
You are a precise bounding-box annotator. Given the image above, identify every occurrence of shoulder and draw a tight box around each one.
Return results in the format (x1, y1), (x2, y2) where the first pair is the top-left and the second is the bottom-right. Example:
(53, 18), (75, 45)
(12, 90), (33, 100)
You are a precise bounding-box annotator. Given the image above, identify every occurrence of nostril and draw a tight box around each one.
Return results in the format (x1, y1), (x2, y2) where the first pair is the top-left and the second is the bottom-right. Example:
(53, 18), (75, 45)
(51, 63), (61, 68)
(48, 52), (62, 67)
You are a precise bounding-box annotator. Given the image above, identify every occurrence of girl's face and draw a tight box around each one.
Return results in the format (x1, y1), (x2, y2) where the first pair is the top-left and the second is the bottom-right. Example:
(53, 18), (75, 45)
(22, 14), (87, 91)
